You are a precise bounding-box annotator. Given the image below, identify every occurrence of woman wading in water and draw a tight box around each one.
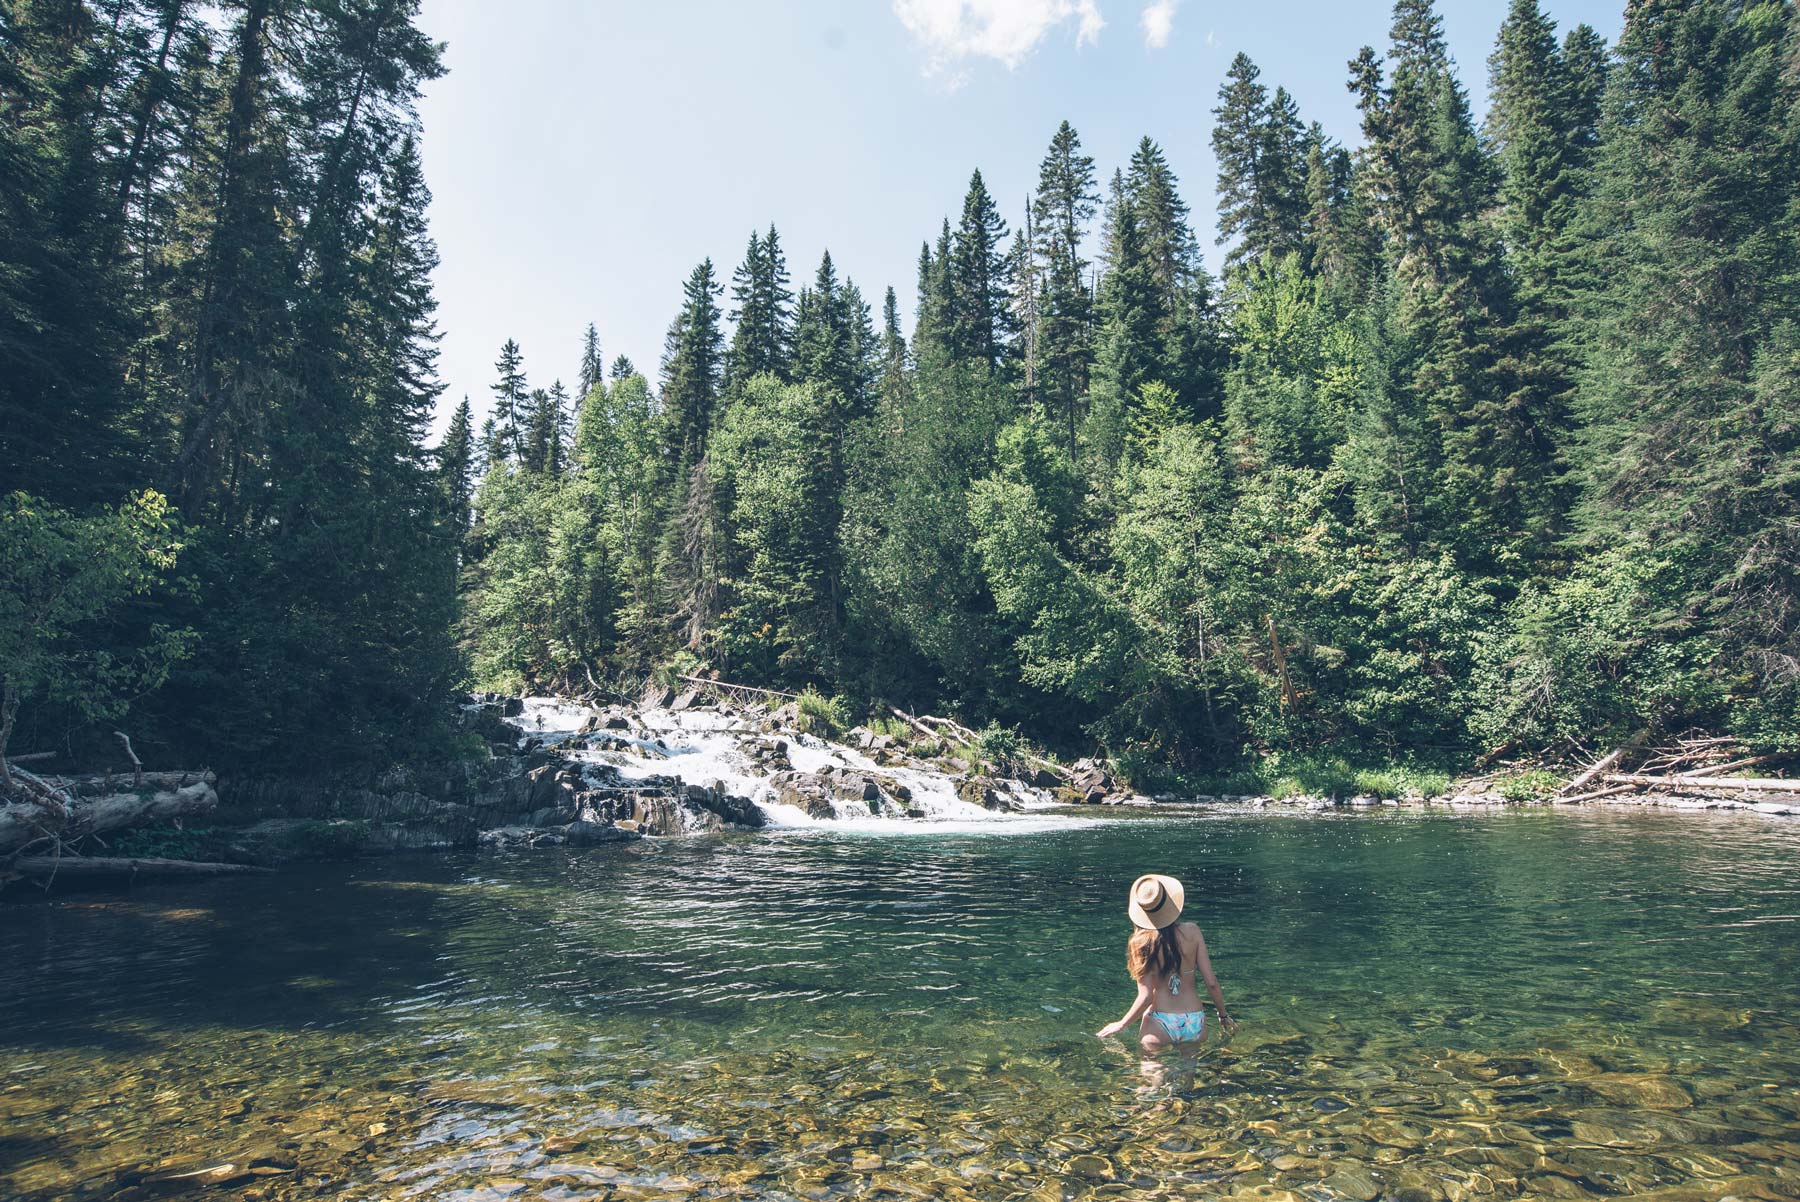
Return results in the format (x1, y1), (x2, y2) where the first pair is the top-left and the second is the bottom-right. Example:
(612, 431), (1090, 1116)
(1096, 874), (1235, 1088)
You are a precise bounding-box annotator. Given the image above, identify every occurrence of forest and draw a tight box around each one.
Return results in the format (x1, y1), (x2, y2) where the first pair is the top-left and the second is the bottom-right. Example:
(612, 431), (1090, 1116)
(2, 0), (1797, 789)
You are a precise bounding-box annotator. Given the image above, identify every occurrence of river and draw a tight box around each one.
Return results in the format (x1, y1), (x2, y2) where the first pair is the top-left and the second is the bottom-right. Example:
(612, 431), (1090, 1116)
(4, 806), (1798, 1200)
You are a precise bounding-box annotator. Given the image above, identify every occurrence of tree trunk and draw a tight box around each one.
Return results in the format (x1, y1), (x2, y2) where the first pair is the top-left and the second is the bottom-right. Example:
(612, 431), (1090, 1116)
(1600, 773), (1800, 794)
(9, 855), (270, 881)
(0, 774), (217, 853)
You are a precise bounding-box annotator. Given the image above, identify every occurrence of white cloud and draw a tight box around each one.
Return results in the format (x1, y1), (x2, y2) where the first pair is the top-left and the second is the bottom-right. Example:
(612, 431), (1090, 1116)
(1204, 29), (1219, 48)
(893, 0), (1105, 74)
(1140, 0), (1177, 49)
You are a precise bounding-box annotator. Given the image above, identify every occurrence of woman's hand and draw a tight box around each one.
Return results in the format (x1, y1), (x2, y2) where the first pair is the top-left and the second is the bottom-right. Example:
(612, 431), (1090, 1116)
(1217, 1012), (1238, 1037)
(1095, 1019), (1129, 1040)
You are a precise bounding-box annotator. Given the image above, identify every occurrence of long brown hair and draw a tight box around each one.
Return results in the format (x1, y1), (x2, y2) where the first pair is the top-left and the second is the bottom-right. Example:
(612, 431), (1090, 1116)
(1127, 923), (1182, 983)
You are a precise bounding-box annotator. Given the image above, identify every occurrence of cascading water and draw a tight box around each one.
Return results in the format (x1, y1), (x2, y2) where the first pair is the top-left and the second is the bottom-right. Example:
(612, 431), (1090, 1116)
(508, 696), (1101, 834)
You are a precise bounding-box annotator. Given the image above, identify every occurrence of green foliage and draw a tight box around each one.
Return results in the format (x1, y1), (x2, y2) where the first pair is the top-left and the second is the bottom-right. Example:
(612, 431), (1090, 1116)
(11, 0), (1796, 797)
(975, 723), (1024, 771)
(109, 823), (212, 861)
(794, 687), (849, 738)
(1497, 768), (1561, 803)
(709, 377), (842, 684)
(0, 491), (192, 771)
(1469, 544), (1727, 748)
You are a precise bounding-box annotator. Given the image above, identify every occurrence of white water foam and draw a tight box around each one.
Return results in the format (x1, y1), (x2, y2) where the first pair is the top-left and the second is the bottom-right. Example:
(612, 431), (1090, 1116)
(507, 696), (1099, 834)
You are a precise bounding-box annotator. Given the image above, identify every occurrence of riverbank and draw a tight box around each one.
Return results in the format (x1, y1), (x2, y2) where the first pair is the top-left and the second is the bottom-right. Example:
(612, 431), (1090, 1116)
(6, 690), (1794, 894)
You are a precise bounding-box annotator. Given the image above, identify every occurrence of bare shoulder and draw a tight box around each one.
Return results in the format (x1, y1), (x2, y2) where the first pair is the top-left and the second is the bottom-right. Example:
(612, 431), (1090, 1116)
(1181, 920), (1206, 949)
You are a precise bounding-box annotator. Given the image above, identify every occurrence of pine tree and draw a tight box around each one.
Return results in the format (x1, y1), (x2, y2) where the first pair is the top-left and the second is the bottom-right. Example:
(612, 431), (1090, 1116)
(1212, 55), (1308, 272)
(1086, 198), (1165, 478)
(1350, 0), (1562, 563)
(659, 259), (726, 463)
(1032, 121), (1099, 456)
(610, 354), (635, 381)
(1123, 136), (1220, 416)
(725, 224), (795, 388)
(949, 169), (1010, 369)
(878, 285), (910, 410)
(546, 379), (571, 474)
(1488, 0), (1587, 295)
(578, 323), (604, 401)
(489, 338), (529, 463)
(440, 395), (475, 535)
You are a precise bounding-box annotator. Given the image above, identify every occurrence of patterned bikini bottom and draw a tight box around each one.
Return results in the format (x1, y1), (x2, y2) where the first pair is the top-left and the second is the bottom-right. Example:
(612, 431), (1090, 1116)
(1149, 1010), (1205, 1043)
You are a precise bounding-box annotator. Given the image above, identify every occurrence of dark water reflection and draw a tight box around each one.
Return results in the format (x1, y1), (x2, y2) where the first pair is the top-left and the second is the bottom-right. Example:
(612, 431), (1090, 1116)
(4, 807), (1799, 1201)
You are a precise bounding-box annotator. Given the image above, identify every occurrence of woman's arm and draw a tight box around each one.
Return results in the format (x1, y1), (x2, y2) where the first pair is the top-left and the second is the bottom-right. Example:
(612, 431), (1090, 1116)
(1193, 926), (1237, 1033)
(1095, 979), (1153, 1039)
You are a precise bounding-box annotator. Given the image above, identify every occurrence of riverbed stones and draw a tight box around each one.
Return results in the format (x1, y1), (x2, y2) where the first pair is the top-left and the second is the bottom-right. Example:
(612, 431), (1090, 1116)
(1322, 1162), (1382, 1200)
(1587, 1072), (1693, 1110)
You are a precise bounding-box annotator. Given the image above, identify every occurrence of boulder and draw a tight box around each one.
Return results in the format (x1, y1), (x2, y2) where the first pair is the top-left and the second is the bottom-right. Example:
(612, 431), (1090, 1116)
(775, 772), (836, 819)
(564, 820), (637, 847)
(641, 682), (676, 709)
(670, 687), (700, 712)
(956, 775), (1016, 811)
(831, 773), (881, 802)
(526, 764), (581, 811)
(500, 697), (524, 717)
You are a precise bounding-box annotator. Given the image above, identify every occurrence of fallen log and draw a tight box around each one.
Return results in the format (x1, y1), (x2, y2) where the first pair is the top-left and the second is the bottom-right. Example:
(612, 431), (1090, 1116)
(1561, 747), (1624, 796)
(0, 775), (218, 853)
(896, 709), (1069, 781)
(1555, 783), (1642, 804)
(62, 770), (212, 798)
(1600, 773), (1800, 795)
(9, 855), (271, 880)
(1678, 753), (1786, 778)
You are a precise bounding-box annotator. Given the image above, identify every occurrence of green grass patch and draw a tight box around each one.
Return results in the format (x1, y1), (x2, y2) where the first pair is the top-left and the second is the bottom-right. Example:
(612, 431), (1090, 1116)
(794, 687), (850, 738)
(865, 715), (913, 741)
(1181, 754), (1453, 801)
(1496, 768), (1562, 803)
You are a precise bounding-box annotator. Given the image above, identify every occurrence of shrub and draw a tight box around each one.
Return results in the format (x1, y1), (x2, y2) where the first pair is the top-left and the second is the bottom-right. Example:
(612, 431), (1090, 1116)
(1497, 768), (1561, 803)
(975, 723), (1023, 772)
(794, 687), (849, 738)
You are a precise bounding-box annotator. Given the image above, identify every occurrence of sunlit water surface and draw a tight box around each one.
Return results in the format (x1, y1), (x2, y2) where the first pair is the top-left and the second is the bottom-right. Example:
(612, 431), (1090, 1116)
(4, 808), (1800, 1201)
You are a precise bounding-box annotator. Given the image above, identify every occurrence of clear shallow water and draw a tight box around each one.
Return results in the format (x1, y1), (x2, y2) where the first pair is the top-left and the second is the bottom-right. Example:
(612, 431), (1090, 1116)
(4, 808), (1800, 1202)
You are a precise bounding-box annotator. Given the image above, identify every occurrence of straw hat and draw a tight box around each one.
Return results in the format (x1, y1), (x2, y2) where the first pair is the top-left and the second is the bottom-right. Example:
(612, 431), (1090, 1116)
(1128, 873), (1185, 929)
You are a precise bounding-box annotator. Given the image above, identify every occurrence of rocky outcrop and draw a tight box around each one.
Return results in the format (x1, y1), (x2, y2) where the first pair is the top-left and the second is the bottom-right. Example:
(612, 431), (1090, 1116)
(218, 702), (763, 857)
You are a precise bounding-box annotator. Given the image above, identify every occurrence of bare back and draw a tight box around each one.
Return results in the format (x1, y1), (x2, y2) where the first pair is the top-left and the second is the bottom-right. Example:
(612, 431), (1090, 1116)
(1138, 922), (1204, 1014)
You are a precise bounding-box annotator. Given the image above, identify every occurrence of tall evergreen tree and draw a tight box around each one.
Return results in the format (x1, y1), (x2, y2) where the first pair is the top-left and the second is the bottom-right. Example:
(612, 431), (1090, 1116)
(440, 395), (475, 535)
(578, 323), (604, 400)
(1124, 136), (1221, 416)
(950, 169), (1010, 369)
(725, 224), (795, 388)
(489, 338), (529, 463)
(1350, 0), (1563, 562)
(1212, 54), (1308, 272)
(1568, 0), (1798, 728)
(659, 258), (726, 463)
(1032, 121), (1099, 455)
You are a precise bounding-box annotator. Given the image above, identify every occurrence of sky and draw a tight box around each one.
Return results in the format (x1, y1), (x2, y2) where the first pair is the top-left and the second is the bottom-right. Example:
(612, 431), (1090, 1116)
(414, 0), (1627, 440)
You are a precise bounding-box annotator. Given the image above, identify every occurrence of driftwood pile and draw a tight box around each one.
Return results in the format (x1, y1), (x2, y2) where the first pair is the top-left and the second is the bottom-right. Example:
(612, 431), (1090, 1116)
(1556, 734), (1798, 805)
(0, 760), (253, 889)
